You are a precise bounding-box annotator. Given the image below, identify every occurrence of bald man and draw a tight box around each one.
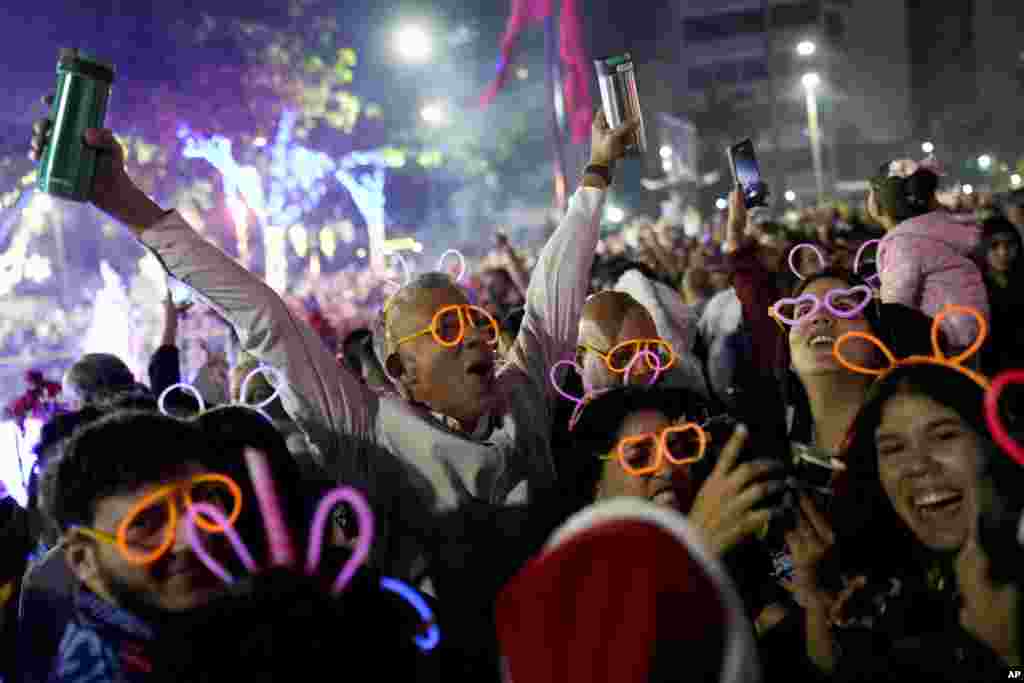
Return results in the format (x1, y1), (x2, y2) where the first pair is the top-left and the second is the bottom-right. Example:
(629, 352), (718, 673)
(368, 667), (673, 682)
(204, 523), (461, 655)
(577, 291), (663, 389)
(579, 283), (709, 398)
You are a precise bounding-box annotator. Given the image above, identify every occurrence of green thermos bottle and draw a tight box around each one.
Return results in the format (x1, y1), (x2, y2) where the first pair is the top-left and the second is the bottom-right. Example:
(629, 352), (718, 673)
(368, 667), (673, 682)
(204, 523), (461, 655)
(36, 48), (115, 202)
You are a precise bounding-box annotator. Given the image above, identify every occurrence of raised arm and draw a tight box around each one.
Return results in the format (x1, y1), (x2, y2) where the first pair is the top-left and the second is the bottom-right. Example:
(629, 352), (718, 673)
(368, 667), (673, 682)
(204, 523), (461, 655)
(724, 189), (783, 372)
(30, 126), (376, 480)
(505, 114), (639, 405)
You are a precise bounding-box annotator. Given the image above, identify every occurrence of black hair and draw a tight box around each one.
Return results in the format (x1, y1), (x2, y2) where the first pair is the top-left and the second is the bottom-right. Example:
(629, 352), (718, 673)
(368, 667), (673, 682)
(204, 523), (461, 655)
(342, 328), (372, 373)
(834, 364), (988, 578)
(563, 386), (710, 508)
(88, 387), (158, 414)
(192, 406), (310, 559)
(972, 413), (1024, 659)
(64, 353), (137, 405)
(776, 268), (938, 442)
(33, 407), (105, 461)
(158, 566), (424, 681)
(500, 306), (526, 338)
(590, 256), (673, 293)
(870, 164), (939, 223)
(976, 214), (1023, 279)
(46, 411), (212, 532)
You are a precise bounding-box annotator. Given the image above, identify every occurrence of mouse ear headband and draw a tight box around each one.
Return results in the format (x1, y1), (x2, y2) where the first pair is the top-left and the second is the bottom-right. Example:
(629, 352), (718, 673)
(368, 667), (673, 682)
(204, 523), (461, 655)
(186, 448), (440, 652)
(832, 304), (990, 390)
(853, 239), (883, 289)
(549, 350), (668, 431)
(158, 365), (286, 422)
(788, 243), (827, 281)
(383, 249), (468, 294)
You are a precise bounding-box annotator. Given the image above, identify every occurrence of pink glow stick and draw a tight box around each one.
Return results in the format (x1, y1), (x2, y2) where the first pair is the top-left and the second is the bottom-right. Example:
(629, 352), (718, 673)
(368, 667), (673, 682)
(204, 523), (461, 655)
(185, 503), (260, 585)
(243, 447), (296, 568)
(305, 486), (376, 595)
(985, 370), (1024, 466)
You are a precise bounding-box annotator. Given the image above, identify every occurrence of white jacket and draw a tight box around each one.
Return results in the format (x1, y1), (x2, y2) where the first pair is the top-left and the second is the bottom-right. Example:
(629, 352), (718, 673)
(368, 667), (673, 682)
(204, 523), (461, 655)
(140, 188), (605, 582)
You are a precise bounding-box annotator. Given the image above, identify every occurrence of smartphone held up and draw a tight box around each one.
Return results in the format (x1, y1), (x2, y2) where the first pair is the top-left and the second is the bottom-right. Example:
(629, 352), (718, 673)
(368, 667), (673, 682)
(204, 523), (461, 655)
(594, 52), (646, 155)
(168, 276), (193, 307)
(727, 138), (768, 208)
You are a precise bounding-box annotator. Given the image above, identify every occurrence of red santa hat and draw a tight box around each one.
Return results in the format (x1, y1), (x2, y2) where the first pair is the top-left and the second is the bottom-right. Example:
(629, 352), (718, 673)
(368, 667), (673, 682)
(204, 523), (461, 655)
(495, 498), (760, 683)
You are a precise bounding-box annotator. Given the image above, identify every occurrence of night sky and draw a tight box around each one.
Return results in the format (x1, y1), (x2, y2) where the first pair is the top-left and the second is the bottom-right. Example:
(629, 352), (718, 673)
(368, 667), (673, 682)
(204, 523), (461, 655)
(0, 0), (670, 127)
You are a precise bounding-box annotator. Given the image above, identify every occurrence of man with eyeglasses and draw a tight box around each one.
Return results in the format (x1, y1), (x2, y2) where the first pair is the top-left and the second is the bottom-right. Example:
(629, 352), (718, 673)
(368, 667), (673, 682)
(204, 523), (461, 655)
(575, 289), (708, 398)
(29, 108), (640, 590)
(40, 411), (237, 681)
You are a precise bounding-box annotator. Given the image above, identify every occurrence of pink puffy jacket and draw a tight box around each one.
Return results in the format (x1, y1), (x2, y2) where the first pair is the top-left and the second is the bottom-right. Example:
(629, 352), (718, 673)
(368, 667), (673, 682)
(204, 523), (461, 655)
(879, 211), (990, 351)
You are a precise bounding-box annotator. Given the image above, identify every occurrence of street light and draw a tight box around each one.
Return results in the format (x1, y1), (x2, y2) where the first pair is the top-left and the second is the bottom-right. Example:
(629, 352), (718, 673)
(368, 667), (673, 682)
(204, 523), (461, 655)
(801, 72), (825, 203)
(420, 102), (445, 125)
(978, 154), (992, 171)
(796, 40), (816, 57)
(785, 190), (797, 202)
(922, 141), (934, 155)
(396, 25), (432, 62)
(1011, 174), (1022, 187)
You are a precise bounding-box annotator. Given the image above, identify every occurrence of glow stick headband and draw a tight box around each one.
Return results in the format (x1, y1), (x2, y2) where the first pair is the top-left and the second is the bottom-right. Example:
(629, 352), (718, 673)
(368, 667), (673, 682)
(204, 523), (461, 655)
(985, 370), (1024, 466)
(549, 349), (667, 431)
(186, 448), (439, 652)
(788, 243), (827, 281)
(158, 365), (286, 422)
(383, 249), (468, 297)
(853, 239), (883, 288)
(832, 304), (991, 391)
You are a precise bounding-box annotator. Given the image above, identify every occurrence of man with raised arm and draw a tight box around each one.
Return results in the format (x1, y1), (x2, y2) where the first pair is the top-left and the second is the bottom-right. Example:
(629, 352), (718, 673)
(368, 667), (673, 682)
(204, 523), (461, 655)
(30, 109), (638, 586)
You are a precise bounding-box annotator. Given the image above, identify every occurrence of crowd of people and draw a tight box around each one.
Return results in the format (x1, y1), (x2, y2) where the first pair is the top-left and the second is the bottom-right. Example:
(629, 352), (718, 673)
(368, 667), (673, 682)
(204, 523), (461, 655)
(0, 91), (1021, 682)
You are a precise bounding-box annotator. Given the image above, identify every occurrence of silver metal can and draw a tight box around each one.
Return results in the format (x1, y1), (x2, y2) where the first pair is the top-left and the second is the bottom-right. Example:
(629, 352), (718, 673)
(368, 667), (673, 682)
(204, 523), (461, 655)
(594, 53), (646, 155)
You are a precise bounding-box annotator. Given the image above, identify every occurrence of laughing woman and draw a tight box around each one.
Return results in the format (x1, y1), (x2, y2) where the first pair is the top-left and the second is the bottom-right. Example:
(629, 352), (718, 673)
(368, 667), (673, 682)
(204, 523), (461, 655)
(782, 362), (992, 680)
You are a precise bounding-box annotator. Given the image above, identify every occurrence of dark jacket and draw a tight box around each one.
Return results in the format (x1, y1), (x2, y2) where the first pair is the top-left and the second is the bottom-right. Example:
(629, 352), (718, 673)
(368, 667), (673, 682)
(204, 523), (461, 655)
(47, 590), (156, 683)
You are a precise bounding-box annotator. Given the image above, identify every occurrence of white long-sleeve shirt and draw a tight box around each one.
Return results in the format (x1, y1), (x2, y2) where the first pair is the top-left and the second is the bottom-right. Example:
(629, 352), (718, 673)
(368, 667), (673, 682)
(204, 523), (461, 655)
(140, 187), (605, 583)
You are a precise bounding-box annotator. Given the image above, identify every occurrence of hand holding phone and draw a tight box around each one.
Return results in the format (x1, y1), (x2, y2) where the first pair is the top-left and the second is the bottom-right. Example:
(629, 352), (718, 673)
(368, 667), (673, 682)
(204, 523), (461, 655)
(727, 139), (768, 208)
(167, 276), (193, 307)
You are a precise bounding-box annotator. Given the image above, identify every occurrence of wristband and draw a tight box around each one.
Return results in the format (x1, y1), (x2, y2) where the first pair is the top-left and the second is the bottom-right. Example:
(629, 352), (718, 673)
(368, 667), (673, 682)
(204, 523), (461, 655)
(583, 164), (613, 186)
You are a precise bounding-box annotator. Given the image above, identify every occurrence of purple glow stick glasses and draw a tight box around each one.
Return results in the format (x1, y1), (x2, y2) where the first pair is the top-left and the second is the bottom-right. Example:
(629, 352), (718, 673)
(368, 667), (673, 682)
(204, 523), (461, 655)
(770, 285), (874, 326)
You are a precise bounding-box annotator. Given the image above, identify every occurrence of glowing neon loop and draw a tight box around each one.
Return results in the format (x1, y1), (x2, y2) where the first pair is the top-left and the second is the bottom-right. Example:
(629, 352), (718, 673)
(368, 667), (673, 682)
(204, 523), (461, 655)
(985, 370), (1024, 466)
(788, 243), (827, 280)
(158, 382), (206, 416)
(380, 577), (441, 652)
